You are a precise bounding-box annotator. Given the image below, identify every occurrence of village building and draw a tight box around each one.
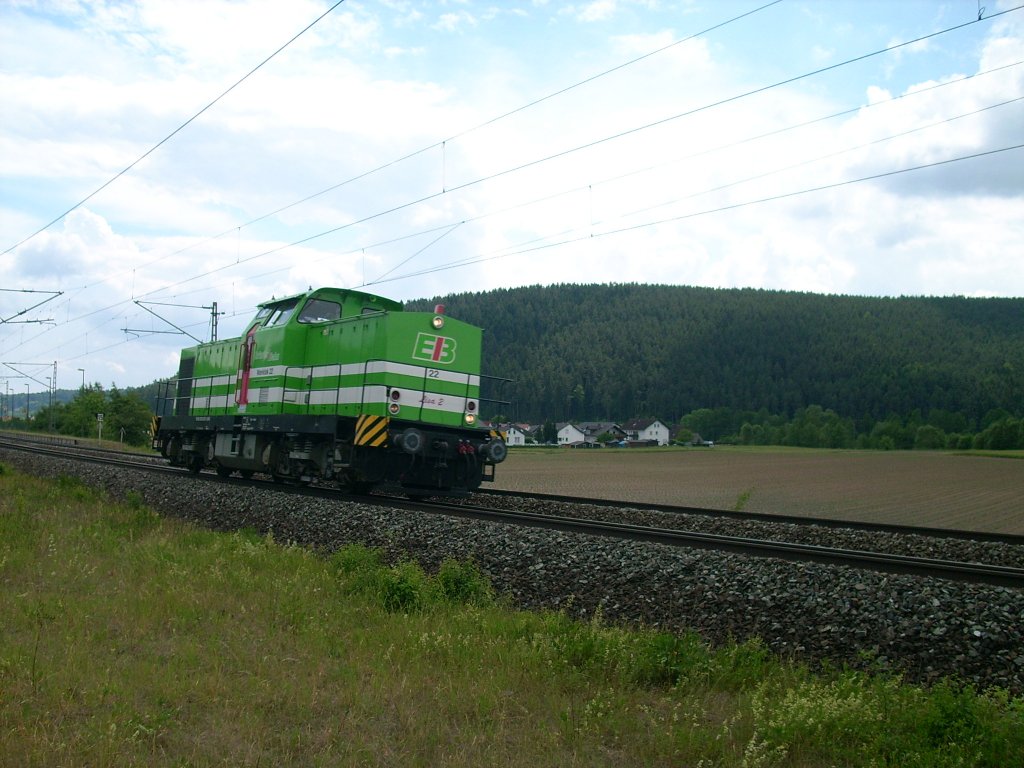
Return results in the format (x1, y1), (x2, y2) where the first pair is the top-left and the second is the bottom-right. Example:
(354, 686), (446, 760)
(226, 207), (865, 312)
(504, 425), (529, 447)
(556, 422), (586, 446)
(621, 418), (671, 446)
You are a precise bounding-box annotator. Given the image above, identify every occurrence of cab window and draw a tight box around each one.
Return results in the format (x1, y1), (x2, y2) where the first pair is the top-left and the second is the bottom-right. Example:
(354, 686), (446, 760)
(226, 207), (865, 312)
(245, 307), (272, 333)
(298, 298), (342, 323)
(266, 299), (299, 326)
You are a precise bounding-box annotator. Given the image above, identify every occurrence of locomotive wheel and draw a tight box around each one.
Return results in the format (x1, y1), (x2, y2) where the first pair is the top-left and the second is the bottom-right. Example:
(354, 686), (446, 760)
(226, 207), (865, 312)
(215, 465), (232, 478)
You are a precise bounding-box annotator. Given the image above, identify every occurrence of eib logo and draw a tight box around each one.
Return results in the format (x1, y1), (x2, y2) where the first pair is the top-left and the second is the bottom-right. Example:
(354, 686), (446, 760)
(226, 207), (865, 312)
(413, 333), (457, 364)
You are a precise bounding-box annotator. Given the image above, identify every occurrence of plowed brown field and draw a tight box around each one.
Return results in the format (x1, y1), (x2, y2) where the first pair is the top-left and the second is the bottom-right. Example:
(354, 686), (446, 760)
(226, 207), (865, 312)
(491, 448), (1024, 534)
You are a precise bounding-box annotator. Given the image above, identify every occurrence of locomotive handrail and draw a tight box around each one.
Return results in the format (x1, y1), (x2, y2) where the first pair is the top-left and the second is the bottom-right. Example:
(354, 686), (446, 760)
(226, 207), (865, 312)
(154, 374), (199, 418)
(283, 364), (305, 415)
(478, 372), (513, 419)
(359, 359), (375, 418)
(153, 378), (173, 417)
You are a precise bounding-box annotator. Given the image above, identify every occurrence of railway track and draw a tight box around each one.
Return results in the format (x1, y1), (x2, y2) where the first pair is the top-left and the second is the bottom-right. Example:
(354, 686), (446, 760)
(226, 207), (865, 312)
(477, 487), (1024, 547)
(3, 434), (1023, 588)
(407, 497), (1024, 588)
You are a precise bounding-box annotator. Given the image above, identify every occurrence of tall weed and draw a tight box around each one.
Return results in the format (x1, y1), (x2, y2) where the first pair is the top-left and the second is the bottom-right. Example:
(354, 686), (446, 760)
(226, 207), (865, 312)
(744, 673), (1024, 767)
(435, 558), (492, 606)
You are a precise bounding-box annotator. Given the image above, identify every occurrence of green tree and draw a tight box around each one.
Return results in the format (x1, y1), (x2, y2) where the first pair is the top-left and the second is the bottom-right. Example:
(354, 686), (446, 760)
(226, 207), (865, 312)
(974, 417), (1023, 450)
(568, 384), (585, 420)
(107, 387), (154, 445)
(674, 425), (695, 445)
(61, 386), (108, 439)
(914, 425), (947, 450)
(34, 385), (154, 446)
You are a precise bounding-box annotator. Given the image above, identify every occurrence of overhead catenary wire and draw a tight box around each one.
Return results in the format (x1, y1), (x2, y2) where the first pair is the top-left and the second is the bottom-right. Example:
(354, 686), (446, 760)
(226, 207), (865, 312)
(0, 0), (349, 258)
(8, 4), (1012, 316)
(90, 0), (1012, 296)
(370, 143), (1024, 286)
(127, 8), (1023, 302)
(2, 4), (1021, 372)
(5, 56), (1020, 367)
(5, 55), (1019, 362)
(31, 138), (1024, 366)
(50, 0), (787, 291)
(1, 0), (786, 352)
(7, 0), (790, 328)
(19, 48), (1020, 337)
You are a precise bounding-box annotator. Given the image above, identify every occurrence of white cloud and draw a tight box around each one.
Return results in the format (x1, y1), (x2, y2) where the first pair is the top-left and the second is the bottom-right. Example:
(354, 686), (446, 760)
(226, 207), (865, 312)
(1, 0), (1021, 388)
(432, 10), (477, 33)
(576, 1), (617, 23)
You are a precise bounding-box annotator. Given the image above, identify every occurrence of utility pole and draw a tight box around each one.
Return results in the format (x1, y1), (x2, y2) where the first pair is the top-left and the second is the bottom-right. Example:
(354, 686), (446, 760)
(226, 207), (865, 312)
(125, 299), (223, 343)
(46, 376), (53, 431)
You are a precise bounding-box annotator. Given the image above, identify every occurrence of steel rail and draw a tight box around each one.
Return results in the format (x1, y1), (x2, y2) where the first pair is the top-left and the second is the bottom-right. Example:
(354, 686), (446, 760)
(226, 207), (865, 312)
(2, 436), (1022, 589)
(478, 487), (1024, 546)
(410, 499), (1024, 589)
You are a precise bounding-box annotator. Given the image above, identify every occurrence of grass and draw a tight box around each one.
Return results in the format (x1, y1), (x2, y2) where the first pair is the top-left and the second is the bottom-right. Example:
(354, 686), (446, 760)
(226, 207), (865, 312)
(953, 450), (1024, 460)
(732, 487), (755, 512)
(1, 462), (1022, 766)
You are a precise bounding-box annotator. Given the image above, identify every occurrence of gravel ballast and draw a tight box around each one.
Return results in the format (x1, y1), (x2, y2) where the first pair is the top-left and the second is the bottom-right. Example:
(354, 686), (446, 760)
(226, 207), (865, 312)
(4, 448), (1023, 694)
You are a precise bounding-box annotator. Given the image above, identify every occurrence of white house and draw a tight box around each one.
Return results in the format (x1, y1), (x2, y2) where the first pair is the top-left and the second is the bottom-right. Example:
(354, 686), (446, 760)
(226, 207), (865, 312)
(505, 425), (528, 447)
(556, 423), (586, 445)
(621, 418), (671, 446)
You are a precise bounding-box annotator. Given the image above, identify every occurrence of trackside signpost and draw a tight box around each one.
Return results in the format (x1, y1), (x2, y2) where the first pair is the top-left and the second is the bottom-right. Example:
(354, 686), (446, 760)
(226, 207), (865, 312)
(96, 412), (103, 441)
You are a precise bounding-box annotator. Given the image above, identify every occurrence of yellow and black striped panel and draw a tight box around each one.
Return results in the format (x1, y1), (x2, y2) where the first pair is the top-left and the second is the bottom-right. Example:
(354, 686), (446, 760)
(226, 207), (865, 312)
(490, 428), (507, 441)
(150, 416), (161, 439)
(355, 414), (390, 447)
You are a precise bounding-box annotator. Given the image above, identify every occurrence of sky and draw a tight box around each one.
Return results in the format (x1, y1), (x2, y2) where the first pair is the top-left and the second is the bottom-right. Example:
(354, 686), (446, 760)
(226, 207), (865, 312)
(1, 0), (1022, 392)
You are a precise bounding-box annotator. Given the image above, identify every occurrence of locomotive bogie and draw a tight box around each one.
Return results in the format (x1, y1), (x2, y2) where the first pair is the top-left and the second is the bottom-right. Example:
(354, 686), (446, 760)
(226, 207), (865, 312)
(158, 415), (502, 493)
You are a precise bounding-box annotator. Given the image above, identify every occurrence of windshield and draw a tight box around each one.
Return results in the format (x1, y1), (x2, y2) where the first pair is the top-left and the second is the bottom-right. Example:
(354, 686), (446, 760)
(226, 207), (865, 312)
(265, 299), (299, 326)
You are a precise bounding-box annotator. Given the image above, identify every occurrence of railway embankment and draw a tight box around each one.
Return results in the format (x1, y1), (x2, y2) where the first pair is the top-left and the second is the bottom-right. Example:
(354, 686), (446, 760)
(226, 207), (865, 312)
(3, 446), (1023, 695)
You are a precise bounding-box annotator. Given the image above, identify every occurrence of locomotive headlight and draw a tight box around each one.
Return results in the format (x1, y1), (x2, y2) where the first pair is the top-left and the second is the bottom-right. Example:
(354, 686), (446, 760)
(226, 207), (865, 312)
(431, 314), (445, 329)
(464, 412), (476, 425)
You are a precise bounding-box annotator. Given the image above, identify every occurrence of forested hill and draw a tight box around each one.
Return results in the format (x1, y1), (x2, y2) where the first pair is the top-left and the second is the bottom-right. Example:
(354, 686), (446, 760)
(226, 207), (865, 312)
(407, 284), (1024, 431)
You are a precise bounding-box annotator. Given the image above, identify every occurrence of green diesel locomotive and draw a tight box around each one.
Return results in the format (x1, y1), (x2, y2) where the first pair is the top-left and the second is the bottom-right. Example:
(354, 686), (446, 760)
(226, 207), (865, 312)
(153, 287), (508, 495)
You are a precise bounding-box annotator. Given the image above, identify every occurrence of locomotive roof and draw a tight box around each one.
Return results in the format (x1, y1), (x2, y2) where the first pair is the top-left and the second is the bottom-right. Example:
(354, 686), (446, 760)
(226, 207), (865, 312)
(257, 287), (402, 312)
